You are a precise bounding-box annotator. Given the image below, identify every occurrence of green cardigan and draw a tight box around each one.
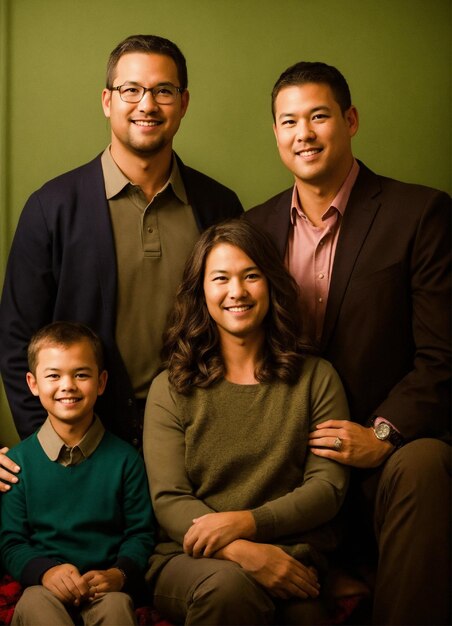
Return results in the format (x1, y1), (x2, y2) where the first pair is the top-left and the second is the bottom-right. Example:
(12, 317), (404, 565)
(144, 355), (350, 580)
(0, 430), (155, 591)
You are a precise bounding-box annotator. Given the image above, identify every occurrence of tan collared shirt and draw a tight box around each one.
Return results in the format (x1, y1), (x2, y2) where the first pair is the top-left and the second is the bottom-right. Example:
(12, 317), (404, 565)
(101, 147), (200, 399)
(286, 160), (360, 347)
(37, 416), (105, 466)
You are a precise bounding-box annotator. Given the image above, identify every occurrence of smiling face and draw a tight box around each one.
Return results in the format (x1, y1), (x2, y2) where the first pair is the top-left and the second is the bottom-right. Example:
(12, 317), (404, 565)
(101, 51), (189, 163)
(26, 340), (107, 435)
(273, 82), (358, 193)
(203, 243), (270, 345)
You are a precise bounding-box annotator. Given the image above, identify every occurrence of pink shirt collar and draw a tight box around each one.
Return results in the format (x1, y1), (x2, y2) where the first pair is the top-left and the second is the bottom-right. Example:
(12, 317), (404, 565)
(290, 159), (360, 224)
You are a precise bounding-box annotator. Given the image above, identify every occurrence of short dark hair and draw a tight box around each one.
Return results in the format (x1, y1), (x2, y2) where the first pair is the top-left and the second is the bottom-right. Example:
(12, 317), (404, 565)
(162, 219), (306, 394)
(271, 61), (352, 120)
(106, 34), (188, 90)
(28, 321), (104, 374)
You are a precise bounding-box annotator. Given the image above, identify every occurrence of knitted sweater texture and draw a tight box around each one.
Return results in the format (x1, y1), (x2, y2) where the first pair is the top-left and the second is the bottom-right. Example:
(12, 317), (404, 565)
(144, 355), (349, 579)
(0, 431), (155, 588)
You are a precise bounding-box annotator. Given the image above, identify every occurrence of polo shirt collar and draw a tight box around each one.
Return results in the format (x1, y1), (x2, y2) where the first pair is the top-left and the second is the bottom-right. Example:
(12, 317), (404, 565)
(101, 146), (188, 204)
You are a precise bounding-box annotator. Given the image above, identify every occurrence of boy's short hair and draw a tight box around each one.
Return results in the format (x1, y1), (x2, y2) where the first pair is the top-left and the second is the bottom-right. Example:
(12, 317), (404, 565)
(28, 321), (104, 374)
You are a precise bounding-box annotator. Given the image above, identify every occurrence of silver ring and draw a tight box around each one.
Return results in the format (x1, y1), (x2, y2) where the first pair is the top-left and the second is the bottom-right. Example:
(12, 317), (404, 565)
(333, 436), (342, 451)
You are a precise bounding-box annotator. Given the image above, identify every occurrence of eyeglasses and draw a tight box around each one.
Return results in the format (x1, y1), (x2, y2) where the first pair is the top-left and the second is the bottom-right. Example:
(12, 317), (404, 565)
(109, 82), (184, 104)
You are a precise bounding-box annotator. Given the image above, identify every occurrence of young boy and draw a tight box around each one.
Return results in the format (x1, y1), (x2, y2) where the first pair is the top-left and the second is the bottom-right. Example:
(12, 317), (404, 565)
(0, 322), (155, 626)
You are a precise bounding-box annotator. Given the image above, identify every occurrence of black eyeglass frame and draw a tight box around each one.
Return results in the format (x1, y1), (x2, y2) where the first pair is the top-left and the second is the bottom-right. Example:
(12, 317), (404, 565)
(109, 83), (184, 104)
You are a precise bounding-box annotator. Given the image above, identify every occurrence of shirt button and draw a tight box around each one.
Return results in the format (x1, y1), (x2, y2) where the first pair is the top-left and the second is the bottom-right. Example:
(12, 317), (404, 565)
(318, 273), (324, 279)
(147, 227), (153, 233)
(319, 240), (324, 246)
(127, 398), (134, 407)
(318, 297), (324, 303)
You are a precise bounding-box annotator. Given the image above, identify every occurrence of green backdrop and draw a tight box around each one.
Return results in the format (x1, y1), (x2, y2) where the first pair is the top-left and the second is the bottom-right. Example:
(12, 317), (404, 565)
(1, 0), (451, 446)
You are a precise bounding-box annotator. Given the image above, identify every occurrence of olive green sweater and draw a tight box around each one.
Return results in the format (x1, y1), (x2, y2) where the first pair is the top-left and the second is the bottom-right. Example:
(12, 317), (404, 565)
(144, 355), (349, 579)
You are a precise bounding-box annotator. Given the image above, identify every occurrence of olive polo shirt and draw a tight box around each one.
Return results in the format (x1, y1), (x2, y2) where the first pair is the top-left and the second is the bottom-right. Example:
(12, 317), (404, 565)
(101, 147), (199, 400)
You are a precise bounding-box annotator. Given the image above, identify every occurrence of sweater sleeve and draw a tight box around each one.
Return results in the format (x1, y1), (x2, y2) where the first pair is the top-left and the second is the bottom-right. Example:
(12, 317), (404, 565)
(0, 447), (60, 585)
(251, 359), (350, 542)
(143, 372), (215, 544)
(113, 448), (156, 588)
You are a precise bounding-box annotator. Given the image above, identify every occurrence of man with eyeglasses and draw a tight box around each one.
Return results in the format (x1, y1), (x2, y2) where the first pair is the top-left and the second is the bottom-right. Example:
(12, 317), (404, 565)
(0, 35), (243, 475)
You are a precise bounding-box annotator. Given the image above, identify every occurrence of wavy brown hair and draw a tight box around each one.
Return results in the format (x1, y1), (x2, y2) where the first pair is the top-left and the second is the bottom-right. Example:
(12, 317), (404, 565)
(163, 219), (307, 394)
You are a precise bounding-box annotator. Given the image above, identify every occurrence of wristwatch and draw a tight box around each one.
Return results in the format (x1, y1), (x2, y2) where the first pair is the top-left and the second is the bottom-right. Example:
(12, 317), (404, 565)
(371, 418), (405, 450)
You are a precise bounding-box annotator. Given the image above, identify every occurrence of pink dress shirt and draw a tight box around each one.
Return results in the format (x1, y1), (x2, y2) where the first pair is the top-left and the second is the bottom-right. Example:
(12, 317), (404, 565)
(285, 161), (398, 432)
(285, 160), (360, 347)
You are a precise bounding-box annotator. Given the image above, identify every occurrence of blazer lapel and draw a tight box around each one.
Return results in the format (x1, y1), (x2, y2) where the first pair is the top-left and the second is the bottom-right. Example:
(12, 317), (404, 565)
(321, 164), (382, 349)
(256, 189), (293, 258)
(271, 190), (293, 258)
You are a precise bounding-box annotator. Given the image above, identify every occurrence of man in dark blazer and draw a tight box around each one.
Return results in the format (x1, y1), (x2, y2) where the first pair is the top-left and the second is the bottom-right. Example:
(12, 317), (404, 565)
(0, 36), (242, 474)
(246, 61), (450, 625)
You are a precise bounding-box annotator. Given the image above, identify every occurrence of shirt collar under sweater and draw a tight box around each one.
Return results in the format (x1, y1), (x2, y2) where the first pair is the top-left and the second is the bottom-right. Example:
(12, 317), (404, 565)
(37, 416), (105, 466)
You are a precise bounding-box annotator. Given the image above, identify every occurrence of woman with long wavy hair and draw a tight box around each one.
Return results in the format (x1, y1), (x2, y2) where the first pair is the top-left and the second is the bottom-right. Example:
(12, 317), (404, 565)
(143, 219), (350, 625)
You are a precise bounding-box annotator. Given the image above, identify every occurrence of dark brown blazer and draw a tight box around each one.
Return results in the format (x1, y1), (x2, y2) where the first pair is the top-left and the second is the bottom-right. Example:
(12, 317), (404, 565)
(246, 162), (451, 440)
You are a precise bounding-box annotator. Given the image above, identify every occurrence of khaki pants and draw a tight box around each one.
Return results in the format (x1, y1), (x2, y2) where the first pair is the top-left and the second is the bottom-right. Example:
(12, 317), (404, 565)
(12, 586), (136, 626)
(152, 553), (328, 626)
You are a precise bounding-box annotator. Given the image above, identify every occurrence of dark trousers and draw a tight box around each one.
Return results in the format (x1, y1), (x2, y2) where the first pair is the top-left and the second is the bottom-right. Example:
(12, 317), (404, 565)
(344, 438), (451, 625)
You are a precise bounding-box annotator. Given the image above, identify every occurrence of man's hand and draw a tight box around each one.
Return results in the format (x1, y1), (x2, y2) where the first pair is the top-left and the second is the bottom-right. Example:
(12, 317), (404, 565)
(42, 563), (90, 606)
(82, 568), (126, 598)
(0, 448), (20, 493)
(183, 511), (256, 558)
(309, 420), (394, 468)
(218, 540), (320, 600)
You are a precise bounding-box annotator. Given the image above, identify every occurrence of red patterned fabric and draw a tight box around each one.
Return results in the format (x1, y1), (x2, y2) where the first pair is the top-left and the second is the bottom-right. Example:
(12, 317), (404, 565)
(135, 605), (173, 625)
(322, 595), (365, 625)
(0, 575), (22, 626)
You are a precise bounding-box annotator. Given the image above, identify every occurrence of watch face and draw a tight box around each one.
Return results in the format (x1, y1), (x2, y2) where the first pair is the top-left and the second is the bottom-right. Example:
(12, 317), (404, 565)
(375, 422), (391, 440)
